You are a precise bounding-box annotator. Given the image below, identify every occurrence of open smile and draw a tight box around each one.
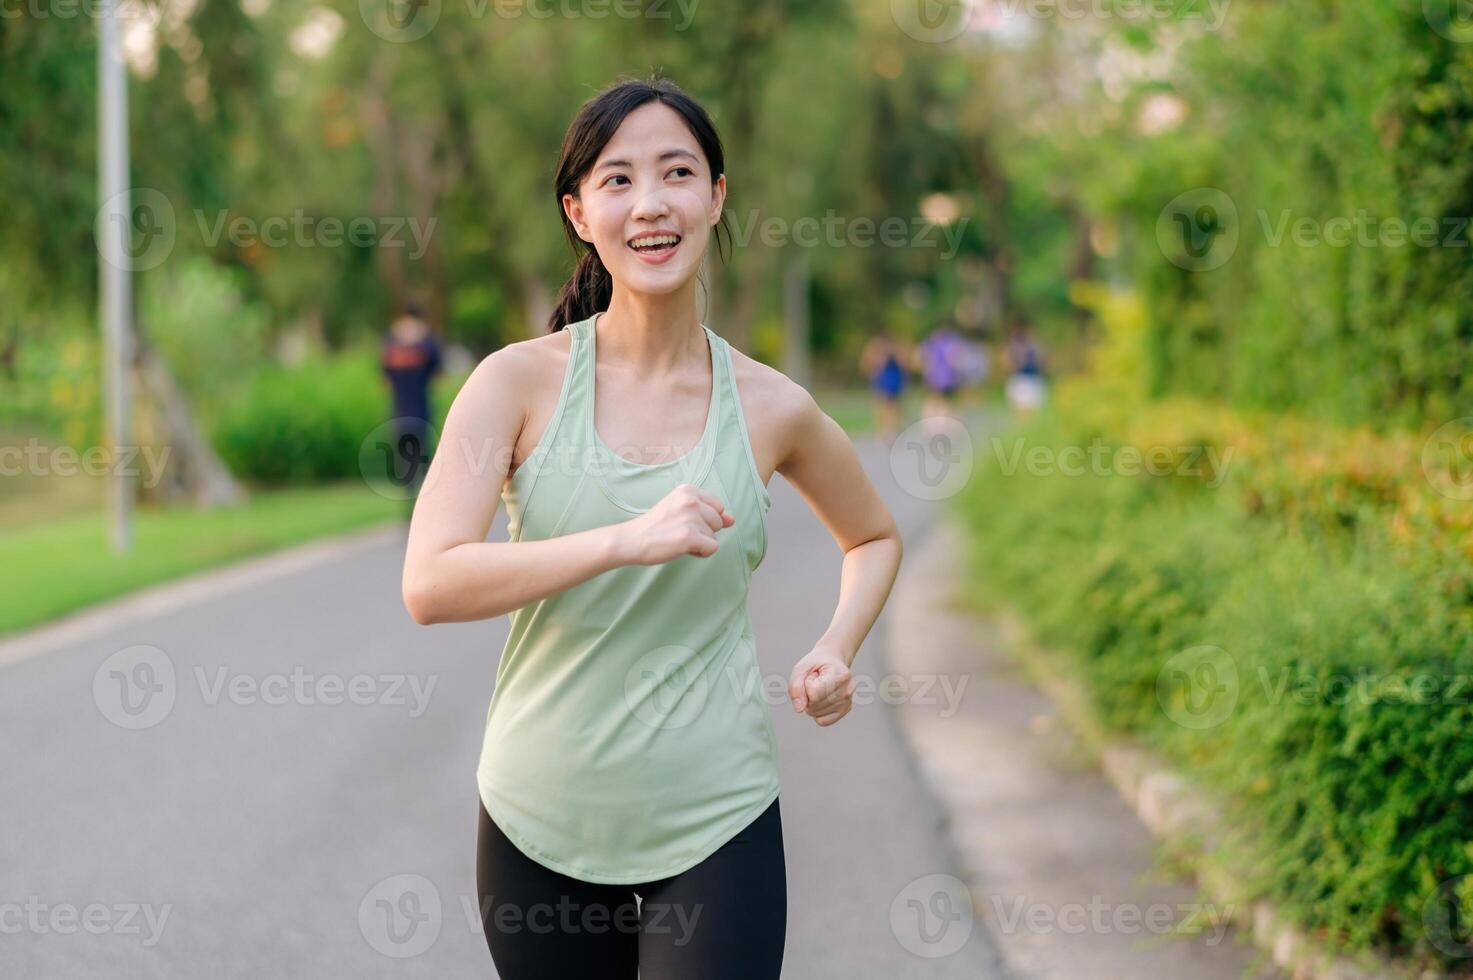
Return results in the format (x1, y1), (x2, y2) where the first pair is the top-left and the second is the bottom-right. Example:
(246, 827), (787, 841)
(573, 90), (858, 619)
(627, 231), (682, 264)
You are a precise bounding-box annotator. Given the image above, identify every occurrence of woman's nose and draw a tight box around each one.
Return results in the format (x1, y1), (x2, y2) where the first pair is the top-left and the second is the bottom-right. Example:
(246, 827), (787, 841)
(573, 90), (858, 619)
(631, 188), (671, 220)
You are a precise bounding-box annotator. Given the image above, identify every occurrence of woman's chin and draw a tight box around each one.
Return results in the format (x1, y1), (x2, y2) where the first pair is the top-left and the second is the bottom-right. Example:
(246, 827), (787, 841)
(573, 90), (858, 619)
(619, 264), (692, 294)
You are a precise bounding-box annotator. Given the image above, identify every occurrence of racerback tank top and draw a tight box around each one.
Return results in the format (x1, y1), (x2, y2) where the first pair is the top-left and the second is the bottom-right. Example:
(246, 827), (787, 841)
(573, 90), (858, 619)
(477, 310), (779, 884)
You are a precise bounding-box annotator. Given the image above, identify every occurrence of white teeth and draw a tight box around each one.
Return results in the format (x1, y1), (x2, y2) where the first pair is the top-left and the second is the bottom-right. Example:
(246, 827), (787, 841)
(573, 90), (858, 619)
(630, 234), (679, 249)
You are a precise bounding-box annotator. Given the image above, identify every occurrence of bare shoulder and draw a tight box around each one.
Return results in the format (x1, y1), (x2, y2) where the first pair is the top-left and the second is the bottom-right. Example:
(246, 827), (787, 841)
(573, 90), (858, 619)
(726, 343), (830, 481)
(470, 328), (571, 383)
(455, 329), (575, 474)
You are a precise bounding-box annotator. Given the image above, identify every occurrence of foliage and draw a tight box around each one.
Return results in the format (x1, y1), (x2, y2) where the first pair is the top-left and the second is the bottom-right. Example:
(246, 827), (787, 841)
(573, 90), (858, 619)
(961, 398), (1473, 967)
(139, 256), (272, 412)
(1097, 1), (1473, 429)
(211, 346), (401, 484)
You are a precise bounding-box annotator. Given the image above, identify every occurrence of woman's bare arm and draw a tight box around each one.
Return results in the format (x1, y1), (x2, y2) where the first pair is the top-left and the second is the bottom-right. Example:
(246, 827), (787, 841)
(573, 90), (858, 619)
(400, 345), (626, 624)
(775, 385), (904, 669)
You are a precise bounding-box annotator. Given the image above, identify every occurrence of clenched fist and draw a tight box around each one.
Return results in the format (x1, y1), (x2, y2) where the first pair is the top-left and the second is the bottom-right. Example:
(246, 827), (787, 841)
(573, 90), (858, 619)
(788, 641), (856, 727)
(617, 483), (735, 566)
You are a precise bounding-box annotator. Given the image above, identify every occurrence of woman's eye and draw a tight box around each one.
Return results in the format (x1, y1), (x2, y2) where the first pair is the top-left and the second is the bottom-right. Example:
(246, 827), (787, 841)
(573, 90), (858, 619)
(605, 167), (691, 187)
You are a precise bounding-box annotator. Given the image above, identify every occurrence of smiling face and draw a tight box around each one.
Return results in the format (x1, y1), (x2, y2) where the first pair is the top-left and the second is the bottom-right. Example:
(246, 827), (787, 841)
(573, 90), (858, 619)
(562, 101), (725, 299)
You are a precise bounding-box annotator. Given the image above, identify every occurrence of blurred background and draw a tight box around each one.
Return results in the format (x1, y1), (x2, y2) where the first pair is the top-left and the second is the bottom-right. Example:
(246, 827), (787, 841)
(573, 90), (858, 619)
(6, 0), (1473, 977)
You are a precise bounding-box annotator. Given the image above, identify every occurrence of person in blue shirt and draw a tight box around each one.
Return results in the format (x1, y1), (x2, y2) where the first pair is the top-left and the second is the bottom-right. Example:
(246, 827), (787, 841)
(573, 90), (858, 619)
(861, 331), (908, 444)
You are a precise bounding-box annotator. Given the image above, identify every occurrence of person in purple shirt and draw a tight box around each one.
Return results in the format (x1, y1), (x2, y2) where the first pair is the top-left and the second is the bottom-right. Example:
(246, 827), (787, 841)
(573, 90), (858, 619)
(917, 325), (968, 428)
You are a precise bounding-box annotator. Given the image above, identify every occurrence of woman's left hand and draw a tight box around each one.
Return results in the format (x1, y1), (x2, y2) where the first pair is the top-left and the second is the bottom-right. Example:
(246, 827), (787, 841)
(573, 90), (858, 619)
(787, 642), (856, 727)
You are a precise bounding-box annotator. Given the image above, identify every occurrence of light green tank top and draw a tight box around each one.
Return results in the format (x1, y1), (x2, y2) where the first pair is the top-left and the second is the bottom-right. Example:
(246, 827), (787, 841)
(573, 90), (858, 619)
(477, 310), (779, 884)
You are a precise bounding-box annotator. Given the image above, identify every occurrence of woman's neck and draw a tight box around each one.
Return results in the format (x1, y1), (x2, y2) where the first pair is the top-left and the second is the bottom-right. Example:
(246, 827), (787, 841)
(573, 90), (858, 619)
(597, 288), (706, 377)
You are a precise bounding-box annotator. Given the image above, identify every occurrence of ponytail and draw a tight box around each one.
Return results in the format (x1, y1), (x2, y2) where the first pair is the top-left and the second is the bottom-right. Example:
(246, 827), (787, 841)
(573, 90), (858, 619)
(547, 247), (612, 334)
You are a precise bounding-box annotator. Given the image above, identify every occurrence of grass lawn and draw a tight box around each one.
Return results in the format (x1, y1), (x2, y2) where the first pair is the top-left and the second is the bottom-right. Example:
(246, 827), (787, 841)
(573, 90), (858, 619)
(0, 483), (402, 638)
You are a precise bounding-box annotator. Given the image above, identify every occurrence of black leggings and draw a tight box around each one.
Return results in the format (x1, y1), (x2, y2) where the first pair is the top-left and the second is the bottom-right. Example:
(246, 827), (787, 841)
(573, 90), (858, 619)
(476, 796), (786, 978)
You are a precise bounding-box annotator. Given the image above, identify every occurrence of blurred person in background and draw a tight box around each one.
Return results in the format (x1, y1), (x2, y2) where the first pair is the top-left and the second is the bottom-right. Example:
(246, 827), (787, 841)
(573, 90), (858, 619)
(860, 331), (908, 444)
(1004, 324), (1047, 419)
(954, 328), (989, 398)
(380, 300), (442, 514)
(916, 323), (967, 434)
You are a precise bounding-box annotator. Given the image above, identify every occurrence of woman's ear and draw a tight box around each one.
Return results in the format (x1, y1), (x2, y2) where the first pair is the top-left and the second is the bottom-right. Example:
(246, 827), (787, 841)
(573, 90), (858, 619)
(562, 192), (592, 243)
(709, 173), (726, 226)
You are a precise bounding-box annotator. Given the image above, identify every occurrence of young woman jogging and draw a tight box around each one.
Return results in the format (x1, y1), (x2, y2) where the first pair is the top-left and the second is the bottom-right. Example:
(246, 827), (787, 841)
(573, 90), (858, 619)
(400, 76), (904, 979)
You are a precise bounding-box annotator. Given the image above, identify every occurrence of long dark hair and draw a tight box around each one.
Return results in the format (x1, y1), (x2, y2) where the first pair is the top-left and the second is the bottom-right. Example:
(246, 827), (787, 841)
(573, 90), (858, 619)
(547, 75), (731, 333)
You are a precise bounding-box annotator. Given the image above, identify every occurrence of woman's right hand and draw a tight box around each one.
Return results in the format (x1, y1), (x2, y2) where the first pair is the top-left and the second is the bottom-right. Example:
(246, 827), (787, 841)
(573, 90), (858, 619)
(617, 483), (734, 566)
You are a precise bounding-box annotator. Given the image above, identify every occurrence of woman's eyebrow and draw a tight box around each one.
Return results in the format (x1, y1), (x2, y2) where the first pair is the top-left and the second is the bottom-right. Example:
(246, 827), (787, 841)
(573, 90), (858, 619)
(595, 149), (699, 173)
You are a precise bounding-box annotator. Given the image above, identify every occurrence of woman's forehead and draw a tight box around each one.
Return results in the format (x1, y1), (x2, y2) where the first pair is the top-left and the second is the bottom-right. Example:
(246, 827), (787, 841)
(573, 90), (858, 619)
(599, 104), (699, 160)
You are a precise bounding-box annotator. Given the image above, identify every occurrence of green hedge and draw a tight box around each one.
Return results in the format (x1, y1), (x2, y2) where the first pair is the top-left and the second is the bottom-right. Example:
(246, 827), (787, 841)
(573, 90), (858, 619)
(960, 405), (1473, 968)
(210, 347), (456, 485)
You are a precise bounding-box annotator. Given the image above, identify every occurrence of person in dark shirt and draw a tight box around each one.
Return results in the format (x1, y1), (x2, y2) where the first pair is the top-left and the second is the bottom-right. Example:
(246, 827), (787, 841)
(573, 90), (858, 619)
(1004, 325), (1047, 418)
(380, 302), (442, 510)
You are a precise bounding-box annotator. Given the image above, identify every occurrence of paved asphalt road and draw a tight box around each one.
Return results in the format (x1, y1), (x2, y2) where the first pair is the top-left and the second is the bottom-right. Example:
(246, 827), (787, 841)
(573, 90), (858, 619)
(1, 408), (1010, 978)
